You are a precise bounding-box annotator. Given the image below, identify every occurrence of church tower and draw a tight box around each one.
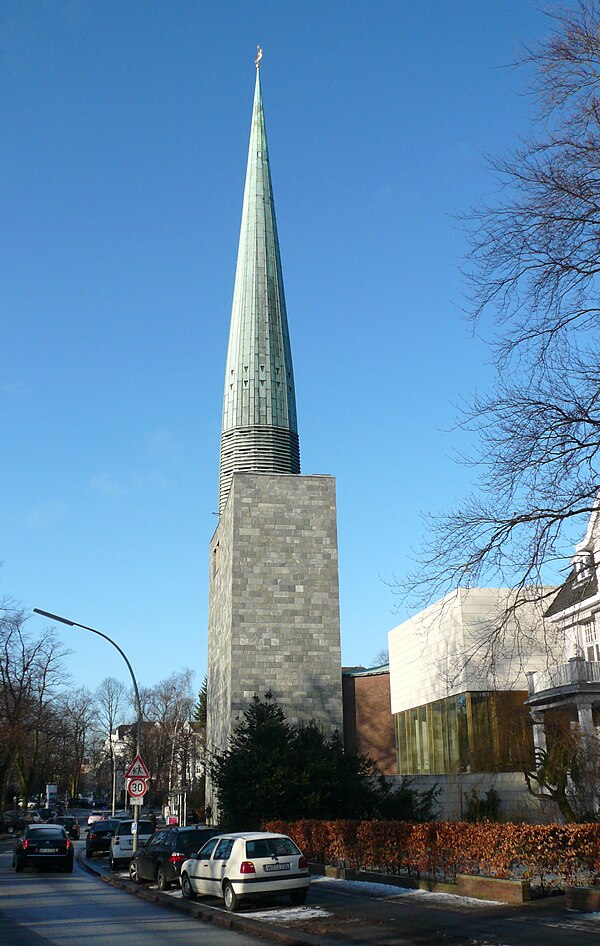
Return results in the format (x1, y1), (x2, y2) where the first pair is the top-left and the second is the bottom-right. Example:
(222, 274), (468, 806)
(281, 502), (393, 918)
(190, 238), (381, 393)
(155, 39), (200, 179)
(206, 55), (343, 775)
(218, 60), (300, 516)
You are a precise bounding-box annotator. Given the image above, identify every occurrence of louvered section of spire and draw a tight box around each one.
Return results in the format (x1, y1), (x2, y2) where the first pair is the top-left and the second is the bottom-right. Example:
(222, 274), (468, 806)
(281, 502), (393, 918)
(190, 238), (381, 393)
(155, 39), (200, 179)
(219, 67), (300, 515)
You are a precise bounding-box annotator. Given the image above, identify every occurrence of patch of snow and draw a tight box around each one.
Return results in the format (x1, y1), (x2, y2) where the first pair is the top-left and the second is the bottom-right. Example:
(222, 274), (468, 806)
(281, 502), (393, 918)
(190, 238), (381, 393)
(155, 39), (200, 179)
(311, 875), (500, 906)
(245, 906), (331, 922)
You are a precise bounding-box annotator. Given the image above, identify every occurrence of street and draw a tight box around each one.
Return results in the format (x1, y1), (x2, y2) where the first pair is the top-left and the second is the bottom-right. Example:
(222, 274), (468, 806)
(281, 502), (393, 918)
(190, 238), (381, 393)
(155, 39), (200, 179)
(0, 840), (265, 946)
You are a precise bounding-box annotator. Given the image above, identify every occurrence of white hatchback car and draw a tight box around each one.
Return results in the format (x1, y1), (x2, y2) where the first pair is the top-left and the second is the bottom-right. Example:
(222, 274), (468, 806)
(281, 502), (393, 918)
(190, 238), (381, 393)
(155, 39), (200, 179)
(179, 831), (310, 912)
(109, 819), (155, 870)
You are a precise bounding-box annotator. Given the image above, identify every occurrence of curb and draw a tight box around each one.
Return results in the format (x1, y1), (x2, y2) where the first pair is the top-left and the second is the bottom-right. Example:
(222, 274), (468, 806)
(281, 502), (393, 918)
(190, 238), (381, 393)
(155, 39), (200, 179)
(77, 851), (328, 946)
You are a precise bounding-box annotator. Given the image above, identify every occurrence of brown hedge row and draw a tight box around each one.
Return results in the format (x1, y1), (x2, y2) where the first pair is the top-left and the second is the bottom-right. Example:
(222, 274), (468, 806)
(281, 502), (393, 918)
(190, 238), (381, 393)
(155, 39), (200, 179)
(265, 819), (600, 888)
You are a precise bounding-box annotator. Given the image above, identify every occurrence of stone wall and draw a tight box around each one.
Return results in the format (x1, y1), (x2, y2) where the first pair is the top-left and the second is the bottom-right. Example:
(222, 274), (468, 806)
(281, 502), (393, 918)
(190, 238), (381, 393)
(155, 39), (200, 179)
(385, 771), (559, 822)
(207, 472), (343, 800)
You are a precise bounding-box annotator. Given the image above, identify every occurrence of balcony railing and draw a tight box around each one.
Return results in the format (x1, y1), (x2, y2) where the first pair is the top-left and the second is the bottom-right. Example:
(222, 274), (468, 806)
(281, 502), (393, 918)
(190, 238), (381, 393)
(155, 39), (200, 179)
(527, 658), (600, 695)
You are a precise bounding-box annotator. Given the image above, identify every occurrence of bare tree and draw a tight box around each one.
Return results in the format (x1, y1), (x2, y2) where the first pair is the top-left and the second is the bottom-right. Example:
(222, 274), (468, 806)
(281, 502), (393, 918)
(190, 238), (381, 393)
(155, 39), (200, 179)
(94, 677), (129, 806)
(0, 599), (69, 805)
(524, 717), (600, 822)
(55, 687), (96, 799)
(143, 670), (196, 799)
(407, 3), (600, 615)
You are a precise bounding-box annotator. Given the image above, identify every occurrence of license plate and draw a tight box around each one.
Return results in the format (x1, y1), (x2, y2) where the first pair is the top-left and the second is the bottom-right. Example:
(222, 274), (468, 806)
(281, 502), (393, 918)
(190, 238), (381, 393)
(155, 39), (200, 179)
(42, 848), (58, 854)
(263, 862), (290, 872)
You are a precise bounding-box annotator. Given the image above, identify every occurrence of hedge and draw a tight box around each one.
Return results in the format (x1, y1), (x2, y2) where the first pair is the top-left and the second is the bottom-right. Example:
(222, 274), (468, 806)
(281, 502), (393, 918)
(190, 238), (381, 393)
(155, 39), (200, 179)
(265, 819), (600, 890)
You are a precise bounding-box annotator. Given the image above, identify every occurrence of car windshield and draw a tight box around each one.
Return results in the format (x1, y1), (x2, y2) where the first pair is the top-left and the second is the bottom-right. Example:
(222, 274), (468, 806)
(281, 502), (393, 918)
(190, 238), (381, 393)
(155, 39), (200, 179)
(116, 821), (153, 835)
(95, 819), (118, 831)
(27, 827), (65, 839)
(55, 818), (74, 826)
(177, 830), (217, 854)
(245, 837), (300, 858)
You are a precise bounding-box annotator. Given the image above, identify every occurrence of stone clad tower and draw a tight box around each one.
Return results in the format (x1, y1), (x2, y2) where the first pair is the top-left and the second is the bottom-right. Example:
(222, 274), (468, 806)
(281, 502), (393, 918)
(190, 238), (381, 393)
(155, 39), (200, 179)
(207, 57), (343, 775)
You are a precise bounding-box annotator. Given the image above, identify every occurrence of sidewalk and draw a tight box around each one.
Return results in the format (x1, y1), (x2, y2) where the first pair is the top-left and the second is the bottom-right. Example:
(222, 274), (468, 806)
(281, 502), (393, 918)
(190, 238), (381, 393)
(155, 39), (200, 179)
(79, 851), (600, 946)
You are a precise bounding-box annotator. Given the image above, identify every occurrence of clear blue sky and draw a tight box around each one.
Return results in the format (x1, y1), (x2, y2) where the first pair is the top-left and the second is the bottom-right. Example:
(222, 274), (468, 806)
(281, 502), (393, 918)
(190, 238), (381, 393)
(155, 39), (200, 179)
(1, 1), (569, 696)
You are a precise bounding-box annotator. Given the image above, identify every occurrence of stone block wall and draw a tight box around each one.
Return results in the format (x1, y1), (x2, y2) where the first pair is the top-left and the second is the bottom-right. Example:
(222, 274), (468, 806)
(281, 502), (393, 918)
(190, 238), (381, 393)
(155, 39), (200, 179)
(207, 472), (343, 790)
(383, 771), (558, 822)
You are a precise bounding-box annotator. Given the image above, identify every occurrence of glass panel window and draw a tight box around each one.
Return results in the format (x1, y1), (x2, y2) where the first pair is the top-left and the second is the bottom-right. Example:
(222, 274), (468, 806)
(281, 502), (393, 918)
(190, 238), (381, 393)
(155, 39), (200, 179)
(419, 706), (429, 773)
(393, 690), (534, 775)
(198, 837), (219, 860)
(214, 838), (235, 861)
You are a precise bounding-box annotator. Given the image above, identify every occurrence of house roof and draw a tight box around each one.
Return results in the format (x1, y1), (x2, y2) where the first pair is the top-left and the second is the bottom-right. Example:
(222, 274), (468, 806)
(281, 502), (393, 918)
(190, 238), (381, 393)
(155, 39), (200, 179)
(545, 566), (598, 617)
(342, 664), (389, 677)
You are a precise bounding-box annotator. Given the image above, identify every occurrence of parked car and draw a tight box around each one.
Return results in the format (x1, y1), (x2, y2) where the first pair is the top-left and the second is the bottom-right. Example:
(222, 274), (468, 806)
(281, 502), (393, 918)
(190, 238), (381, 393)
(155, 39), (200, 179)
(53, 815), (80, 840)
(23, 810), (43, 824)
(109, 819), (155, 870)
(85, 818), (119, 857)
(2, 810), (26, 834)
(179, 831), (310, 912)
(128, 825), (221, 890)
(12, 824), (74, 873)
(87, 810), (108, 826)
(37, 808), (56, 822)
(68, 797), (91, 809)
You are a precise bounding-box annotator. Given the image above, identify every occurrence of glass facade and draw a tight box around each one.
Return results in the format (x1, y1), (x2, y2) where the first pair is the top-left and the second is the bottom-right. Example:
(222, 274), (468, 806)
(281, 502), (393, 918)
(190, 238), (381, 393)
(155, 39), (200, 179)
(395, 691), (534, 774)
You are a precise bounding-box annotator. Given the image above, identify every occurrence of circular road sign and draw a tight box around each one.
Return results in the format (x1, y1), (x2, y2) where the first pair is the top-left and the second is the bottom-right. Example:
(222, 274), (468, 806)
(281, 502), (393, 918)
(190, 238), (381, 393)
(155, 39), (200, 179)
(127, 778), (148, 798)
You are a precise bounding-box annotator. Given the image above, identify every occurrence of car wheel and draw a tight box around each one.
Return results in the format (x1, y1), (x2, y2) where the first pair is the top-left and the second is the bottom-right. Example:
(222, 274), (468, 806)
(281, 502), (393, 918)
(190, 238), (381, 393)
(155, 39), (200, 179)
(65, 860), (74, 874)
(290, 887), (307, 906)
(14, 858), (24, 873)
(223, 881), (239, 912)
(86, 849), (93, 858)
(180, 872), (196, 901)
(129, 861), (141, 883)
(109, 856), (117, 871)
(157, 866), (169, 891)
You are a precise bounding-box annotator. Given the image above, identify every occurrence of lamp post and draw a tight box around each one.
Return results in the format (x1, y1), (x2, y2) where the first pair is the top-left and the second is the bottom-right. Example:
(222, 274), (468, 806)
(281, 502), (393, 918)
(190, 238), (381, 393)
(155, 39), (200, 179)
(33, 608), (144, 849)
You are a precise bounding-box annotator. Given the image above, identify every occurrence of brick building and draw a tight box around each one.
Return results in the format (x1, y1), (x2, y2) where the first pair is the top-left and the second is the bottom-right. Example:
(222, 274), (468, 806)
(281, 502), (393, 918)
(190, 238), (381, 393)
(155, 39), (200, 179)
(342, 665), (396, 775)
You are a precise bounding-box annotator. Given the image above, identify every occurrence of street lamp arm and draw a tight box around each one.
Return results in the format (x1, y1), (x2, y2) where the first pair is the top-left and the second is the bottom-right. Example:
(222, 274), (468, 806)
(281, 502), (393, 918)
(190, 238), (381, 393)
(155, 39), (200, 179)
(33, 608), (143, 754)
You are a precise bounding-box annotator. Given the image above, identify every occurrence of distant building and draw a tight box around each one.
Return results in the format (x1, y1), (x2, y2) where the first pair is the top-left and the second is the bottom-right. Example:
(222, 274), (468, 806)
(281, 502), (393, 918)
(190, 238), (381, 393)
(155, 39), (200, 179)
(388, 587), (558, 819)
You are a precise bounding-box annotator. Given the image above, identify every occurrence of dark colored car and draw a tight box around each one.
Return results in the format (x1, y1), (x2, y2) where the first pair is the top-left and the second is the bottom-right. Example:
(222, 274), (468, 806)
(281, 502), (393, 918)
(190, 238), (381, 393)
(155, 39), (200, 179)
(68, 797), (91, 808)
(85, 817), (119, 857)
(37, 808), (57, 822)
(13, 824), (74, 872)
(128, 825), (221, 890)
(2, 810), (26, 834)
(53, 815), (80, 840)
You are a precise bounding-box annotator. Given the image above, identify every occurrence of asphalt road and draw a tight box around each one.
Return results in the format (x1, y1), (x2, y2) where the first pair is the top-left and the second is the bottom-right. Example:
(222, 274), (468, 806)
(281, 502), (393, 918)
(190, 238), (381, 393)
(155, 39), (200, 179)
(1, 830), (600, 946)
(0, 840), (266, 946)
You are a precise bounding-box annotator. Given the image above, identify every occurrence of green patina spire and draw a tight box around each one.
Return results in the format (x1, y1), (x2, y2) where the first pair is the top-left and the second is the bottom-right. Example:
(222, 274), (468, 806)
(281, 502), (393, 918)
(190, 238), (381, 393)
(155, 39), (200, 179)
(218, 54), (300, 515)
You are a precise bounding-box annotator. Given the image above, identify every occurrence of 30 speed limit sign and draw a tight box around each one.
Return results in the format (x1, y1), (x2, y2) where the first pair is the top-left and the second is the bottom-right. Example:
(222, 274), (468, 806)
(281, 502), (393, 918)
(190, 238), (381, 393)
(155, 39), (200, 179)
(127, 778), (148, 798)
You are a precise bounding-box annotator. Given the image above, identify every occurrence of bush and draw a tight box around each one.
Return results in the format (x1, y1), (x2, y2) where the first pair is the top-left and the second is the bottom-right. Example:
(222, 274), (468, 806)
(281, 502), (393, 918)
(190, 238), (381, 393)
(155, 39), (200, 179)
(265, 819), (600, 889)
(464, 787), (502, 823)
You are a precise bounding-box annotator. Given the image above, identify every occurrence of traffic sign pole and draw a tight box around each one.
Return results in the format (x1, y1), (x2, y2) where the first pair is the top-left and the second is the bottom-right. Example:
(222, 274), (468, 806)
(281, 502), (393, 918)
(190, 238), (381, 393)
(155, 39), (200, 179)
(124, 755), (150, 854)
(127, 778), (148, 798)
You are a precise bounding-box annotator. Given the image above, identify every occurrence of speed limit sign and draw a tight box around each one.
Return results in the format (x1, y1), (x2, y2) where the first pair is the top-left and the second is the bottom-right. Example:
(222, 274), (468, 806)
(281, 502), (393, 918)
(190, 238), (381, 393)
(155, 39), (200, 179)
(127, 777), (148, 798)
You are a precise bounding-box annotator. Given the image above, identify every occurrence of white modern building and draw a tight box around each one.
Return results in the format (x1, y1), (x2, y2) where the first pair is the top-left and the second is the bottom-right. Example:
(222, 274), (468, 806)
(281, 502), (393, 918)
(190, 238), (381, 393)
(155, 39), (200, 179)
(388, 587), (559, 819)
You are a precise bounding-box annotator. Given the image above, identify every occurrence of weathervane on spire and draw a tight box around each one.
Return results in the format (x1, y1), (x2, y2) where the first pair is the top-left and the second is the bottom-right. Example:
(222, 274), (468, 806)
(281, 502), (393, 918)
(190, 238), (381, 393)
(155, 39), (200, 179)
(255, 45), (263, 68)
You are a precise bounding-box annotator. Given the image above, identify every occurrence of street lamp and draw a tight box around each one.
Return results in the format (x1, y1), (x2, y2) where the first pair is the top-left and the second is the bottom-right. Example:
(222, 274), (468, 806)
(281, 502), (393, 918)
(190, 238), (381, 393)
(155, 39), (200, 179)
(33, 608), (144, 848)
